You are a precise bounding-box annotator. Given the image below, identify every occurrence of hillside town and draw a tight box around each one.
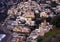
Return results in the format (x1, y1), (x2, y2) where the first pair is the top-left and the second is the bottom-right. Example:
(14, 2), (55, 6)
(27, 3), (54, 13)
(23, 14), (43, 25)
(0, 0), (60, 42)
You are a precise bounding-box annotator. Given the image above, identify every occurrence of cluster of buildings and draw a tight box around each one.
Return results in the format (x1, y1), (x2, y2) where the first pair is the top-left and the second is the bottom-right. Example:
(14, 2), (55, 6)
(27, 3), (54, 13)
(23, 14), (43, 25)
(0, 0), (60, 42)
(1, 0), (53, 42)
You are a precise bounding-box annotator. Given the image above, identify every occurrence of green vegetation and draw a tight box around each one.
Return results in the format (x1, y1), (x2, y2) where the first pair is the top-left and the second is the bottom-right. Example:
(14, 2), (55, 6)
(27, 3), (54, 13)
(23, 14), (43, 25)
(45, 29), (60, 37)
(37, 29), (60, 42)
(52, 15), (60, 27)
